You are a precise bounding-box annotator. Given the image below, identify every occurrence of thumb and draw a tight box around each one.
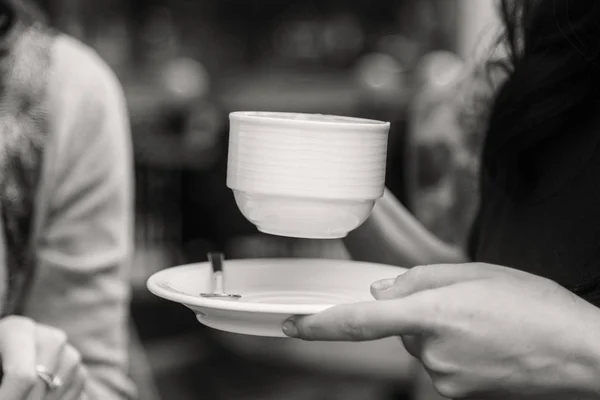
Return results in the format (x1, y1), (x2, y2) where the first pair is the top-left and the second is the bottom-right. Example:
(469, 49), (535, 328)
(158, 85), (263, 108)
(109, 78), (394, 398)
(371, 263), (508, 300)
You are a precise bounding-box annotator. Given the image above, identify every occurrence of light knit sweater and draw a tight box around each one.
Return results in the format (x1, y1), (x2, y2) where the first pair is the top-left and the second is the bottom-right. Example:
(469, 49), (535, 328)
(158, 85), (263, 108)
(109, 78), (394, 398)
(8, 34), (137, 399)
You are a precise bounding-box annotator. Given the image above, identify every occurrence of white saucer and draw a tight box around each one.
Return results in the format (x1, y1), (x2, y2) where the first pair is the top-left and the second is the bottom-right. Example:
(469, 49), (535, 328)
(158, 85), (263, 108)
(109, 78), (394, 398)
(147, 258), (406, 337)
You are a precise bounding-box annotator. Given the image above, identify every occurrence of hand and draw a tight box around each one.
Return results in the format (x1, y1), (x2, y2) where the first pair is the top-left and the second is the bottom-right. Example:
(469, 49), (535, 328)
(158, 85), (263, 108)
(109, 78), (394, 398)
(284, 263), (600, 399)
(0, 316), (88, 400)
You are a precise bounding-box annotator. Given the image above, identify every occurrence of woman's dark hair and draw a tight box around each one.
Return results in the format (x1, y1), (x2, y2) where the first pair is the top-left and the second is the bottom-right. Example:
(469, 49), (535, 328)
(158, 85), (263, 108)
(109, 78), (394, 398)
(482, 0), (600, 197)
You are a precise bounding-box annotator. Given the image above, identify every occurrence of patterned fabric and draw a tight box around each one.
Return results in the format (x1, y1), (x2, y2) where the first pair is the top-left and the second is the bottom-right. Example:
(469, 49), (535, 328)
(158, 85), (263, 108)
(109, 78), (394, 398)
(410, 55), (505, 249)
(0, 1), (54, 316)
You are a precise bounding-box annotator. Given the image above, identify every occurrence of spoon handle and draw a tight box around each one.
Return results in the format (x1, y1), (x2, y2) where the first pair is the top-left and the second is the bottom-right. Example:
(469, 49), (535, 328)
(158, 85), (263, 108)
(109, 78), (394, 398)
(207, 252), (224, 272)
(213, 270), (225, 295)
(208, 252), (226, 294)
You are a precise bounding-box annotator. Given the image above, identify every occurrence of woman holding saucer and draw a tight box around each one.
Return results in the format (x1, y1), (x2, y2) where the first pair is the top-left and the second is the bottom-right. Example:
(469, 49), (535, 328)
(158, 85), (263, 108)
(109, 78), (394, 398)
(285, 1), (600, 399)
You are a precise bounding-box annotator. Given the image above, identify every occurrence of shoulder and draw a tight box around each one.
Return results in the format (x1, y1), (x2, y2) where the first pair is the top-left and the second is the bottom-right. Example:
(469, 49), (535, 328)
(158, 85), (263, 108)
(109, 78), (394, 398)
(46, 35), (130, 164)
(48, 34), (127, 136)
(49, 34), (123, 102)
(39, 35), (131, 213)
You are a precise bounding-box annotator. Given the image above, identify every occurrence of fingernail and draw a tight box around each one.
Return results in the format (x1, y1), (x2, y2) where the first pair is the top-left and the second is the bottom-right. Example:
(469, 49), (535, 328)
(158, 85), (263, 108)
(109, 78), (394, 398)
(282, 319), (299, 337)
(371, 278), (395, 292)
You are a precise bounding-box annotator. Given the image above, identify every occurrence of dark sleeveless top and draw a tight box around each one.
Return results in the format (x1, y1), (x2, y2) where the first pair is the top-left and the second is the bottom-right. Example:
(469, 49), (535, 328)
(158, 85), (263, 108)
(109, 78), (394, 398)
(468, 97), (600, 308)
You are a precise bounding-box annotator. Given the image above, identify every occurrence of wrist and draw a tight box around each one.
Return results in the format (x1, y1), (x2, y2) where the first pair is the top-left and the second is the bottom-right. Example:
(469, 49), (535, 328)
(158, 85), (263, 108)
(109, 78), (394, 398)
(565, 307), (600, 398)
(584, 325), (600, 397)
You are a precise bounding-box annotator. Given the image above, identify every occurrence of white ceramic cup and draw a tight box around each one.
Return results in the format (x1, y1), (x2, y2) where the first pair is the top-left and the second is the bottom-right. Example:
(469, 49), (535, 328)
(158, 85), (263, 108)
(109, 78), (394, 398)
(227, 111), (390, 239)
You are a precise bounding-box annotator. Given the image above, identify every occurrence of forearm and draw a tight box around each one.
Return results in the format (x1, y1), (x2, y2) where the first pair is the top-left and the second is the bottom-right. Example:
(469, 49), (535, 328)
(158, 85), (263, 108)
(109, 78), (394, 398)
(344, 189), (468, 267)
(569, 309), (600, 398)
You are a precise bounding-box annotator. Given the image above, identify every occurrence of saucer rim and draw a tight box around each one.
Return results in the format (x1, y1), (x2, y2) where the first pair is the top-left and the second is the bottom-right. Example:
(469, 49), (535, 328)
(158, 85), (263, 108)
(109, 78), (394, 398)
(146, 258), (406, 315)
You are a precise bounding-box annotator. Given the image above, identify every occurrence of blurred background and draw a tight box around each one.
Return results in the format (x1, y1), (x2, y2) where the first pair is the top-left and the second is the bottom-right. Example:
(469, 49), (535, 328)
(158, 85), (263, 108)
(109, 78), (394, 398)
(34, 0), (499, 399)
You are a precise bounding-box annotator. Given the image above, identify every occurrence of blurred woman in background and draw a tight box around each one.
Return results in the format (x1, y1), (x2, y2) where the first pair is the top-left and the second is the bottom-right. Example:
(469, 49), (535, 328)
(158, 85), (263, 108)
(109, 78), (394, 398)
(287, 1), (600, 399)
(0, 1), (135, 399)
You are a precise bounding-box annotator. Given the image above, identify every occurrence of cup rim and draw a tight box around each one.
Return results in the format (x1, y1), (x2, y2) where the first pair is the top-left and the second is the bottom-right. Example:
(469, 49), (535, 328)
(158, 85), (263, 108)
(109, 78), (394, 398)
(230, 111), (390, 129)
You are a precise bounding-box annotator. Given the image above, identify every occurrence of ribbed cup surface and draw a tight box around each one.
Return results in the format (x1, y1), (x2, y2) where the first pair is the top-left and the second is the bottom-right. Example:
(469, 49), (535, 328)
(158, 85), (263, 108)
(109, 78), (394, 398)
(227, 112), (390, 200)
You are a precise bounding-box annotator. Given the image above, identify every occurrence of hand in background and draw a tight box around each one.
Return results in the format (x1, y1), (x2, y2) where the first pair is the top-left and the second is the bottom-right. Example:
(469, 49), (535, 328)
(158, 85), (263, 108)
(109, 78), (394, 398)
(0, 317), (87, 400)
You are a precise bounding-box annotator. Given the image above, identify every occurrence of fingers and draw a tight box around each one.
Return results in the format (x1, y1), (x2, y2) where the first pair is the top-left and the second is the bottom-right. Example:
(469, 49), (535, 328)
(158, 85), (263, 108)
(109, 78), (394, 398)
(27, 326), (68, 400)
(0, 318), (86, 400)
(59, 366), (87, 400)
(0, 317), (37, 400)
(296, 263), (516, 342)
(370, 278), (396, 299)
(47, 346), (87, 400)
(283, 296), (433, 341)
(371, 263), (515, 300)
(27, 340), (86, 400)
